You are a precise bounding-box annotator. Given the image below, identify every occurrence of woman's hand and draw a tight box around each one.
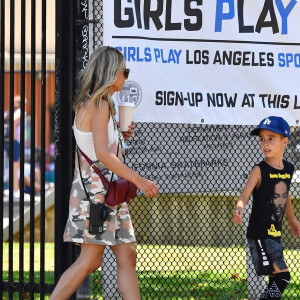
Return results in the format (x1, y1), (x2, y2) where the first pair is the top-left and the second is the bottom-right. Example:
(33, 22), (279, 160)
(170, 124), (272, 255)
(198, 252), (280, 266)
(135, 176), (159, 198)
(121, 121), (135, 141)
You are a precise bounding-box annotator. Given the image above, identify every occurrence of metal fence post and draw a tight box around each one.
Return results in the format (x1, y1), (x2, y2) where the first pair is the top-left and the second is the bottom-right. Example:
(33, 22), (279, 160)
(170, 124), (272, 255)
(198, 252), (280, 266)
(54, 1), (75, 298)
(0, 2), (5, 299)
(73, 0), (92, 298)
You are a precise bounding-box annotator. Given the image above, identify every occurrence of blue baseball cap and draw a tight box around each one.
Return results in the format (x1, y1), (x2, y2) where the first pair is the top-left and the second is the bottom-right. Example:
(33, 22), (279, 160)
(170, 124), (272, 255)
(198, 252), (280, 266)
(250, 116), (290, 138)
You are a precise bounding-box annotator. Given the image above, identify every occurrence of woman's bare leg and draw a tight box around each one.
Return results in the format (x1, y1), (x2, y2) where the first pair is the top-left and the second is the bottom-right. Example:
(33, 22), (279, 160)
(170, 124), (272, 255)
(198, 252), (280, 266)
(110, 243), (140, 300)
(49, 244), (105, 300)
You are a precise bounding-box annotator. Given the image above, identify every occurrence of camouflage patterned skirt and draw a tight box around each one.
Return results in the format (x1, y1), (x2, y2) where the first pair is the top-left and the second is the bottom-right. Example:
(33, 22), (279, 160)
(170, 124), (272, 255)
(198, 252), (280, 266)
(63, 152), (136, 245)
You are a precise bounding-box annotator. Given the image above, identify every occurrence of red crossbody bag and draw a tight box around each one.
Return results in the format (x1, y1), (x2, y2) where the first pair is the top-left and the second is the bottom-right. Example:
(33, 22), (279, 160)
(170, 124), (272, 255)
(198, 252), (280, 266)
(77, 144), (137, 206)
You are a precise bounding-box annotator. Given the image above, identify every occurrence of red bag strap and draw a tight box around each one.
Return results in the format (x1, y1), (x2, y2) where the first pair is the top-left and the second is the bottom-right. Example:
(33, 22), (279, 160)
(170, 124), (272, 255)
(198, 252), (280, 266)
(77, 119), (123, 191)
(77, 147), (111, 190)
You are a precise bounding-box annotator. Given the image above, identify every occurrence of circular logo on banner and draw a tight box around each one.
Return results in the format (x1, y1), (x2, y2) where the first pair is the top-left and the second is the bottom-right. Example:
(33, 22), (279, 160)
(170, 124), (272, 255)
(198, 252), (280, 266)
(117, 81), (143, 107)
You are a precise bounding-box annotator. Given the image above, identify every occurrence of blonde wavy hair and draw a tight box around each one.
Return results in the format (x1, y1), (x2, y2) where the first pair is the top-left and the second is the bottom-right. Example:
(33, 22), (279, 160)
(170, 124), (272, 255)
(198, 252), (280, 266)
(73, 46), (125, 116)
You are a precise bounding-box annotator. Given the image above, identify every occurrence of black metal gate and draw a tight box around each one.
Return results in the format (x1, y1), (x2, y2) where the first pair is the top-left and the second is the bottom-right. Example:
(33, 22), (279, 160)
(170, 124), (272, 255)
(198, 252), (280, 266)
(0, 0), (92, 298)
(1, 1), (300, 300)
(0, 0), (53, 298)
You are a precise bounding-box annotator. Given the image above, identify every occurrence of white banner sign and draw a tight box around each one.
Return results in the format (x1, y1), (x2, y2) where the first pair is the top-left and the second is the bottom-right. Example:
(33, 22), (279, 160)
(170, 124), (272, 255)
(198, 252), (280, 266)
(103, 0), (300, 125)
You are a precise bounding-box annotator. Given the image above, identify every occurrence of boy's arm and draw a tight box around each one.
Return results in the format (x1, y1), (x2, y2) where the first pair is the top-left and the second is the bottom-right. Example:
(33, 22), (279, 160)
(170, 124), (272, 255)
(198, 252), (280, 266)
(233, 165), (261, 224)
(285, 194), (300, 237)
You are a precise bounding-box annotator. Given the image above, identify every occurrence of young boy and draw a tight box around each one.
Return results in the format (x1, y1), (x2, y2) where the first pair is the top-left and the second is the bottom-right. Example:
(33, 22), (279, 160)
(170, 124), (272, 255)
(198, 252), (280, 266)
(233, 116), (300, 299)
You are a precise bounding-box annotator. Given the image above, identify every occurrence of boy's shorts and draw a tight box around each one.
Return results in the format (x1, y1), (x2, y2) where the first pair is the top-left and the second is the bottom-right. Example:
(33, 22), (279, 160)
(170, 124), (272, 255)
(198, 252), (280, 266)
(247, 238), (288, 276)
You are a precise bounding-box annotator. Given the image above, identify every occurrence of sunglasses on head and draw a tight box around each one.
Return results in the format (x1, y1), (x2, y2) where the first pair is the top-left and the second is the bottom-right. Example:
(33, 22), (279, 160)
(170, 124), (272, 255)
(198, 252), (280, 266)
(123, 68), (130, 79)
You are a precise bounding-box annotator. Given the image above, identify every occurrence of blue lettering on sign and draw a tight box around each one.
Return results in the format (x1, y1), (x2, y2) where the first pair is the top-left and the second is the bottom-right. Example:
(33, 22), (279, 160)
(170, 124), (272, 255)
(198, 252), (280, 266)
(145, 48), (152, 62)
(275, 0), (297, 34)
(278, 53), (300, 67)
(116, 47), (182, 64)
(214, 0), (298, 34)
(215, 0), (235, 32)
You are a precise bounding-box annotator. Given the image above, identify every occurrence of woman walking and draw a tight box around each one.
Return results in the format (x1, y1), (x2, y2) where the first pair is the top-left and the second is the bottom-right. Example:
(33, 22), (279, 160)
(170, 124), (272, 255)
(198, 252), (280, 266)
(50, 46), (158, 300)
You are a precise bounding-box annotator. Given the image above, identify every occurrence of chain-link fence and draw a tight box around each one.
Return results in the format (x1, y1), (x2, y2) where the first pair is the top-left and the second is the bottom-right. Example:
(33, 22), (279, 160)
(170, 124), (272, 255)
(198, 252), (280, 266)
(91, 123), (300, 300)
(91, 4), (300, 299)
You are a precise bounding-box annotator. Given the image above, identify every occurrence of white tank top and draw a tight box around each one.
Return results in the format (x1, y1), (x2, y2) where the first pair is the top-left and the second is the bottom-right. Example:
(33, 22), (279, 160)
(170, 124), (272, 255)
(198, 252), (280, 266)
(73, 115), (116, 161)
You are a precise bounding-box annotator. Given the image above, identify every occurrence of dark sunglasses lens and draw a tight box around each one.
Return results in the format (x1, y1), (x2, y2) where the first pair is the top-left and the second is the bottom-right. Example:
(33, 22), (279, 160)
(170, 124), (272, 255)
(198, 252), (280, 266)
(124, 69), (130, 79)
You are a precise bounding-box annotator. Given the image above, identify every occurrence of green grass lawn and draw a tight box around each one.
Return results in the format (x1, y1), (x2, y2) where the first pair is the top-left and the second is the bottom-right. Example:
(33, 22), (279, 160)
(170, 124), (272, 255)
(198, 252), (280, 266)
(2, 243), (300, 299)
(2, 242), (55, 275)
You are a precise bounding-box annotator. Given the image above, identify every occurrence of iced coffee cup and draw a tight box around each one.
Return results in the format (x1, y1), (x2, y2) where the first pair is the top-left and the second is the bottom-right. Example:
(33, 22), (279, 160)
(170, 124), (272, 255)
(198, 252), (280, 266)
(118, 102), (135, 131)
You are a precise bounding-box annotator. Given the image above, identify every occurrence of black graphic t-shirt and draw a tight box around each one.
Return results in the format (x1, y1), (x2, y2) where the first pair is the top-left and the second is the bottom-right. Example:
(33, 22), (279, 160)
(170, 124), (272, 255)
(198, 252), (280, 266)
(247, 160), (294, 241)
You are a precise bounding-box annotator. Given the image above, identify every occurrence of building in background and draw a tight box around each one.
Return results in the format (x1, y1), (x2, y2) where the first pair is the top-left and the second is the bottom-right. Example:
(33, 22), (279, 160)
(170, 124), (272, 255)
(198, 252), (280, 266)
(2, 0), (55, 150)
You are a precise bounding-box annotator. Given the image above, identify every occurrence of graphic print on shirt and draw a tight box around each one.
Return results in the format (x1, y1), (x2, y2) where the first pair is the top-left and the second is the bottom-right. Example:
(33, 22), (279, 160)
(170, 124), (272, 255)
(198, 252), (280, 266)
(246, 160), (294, 240)
(268, 224), (281, 238)
(270, 180), (287, 223)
